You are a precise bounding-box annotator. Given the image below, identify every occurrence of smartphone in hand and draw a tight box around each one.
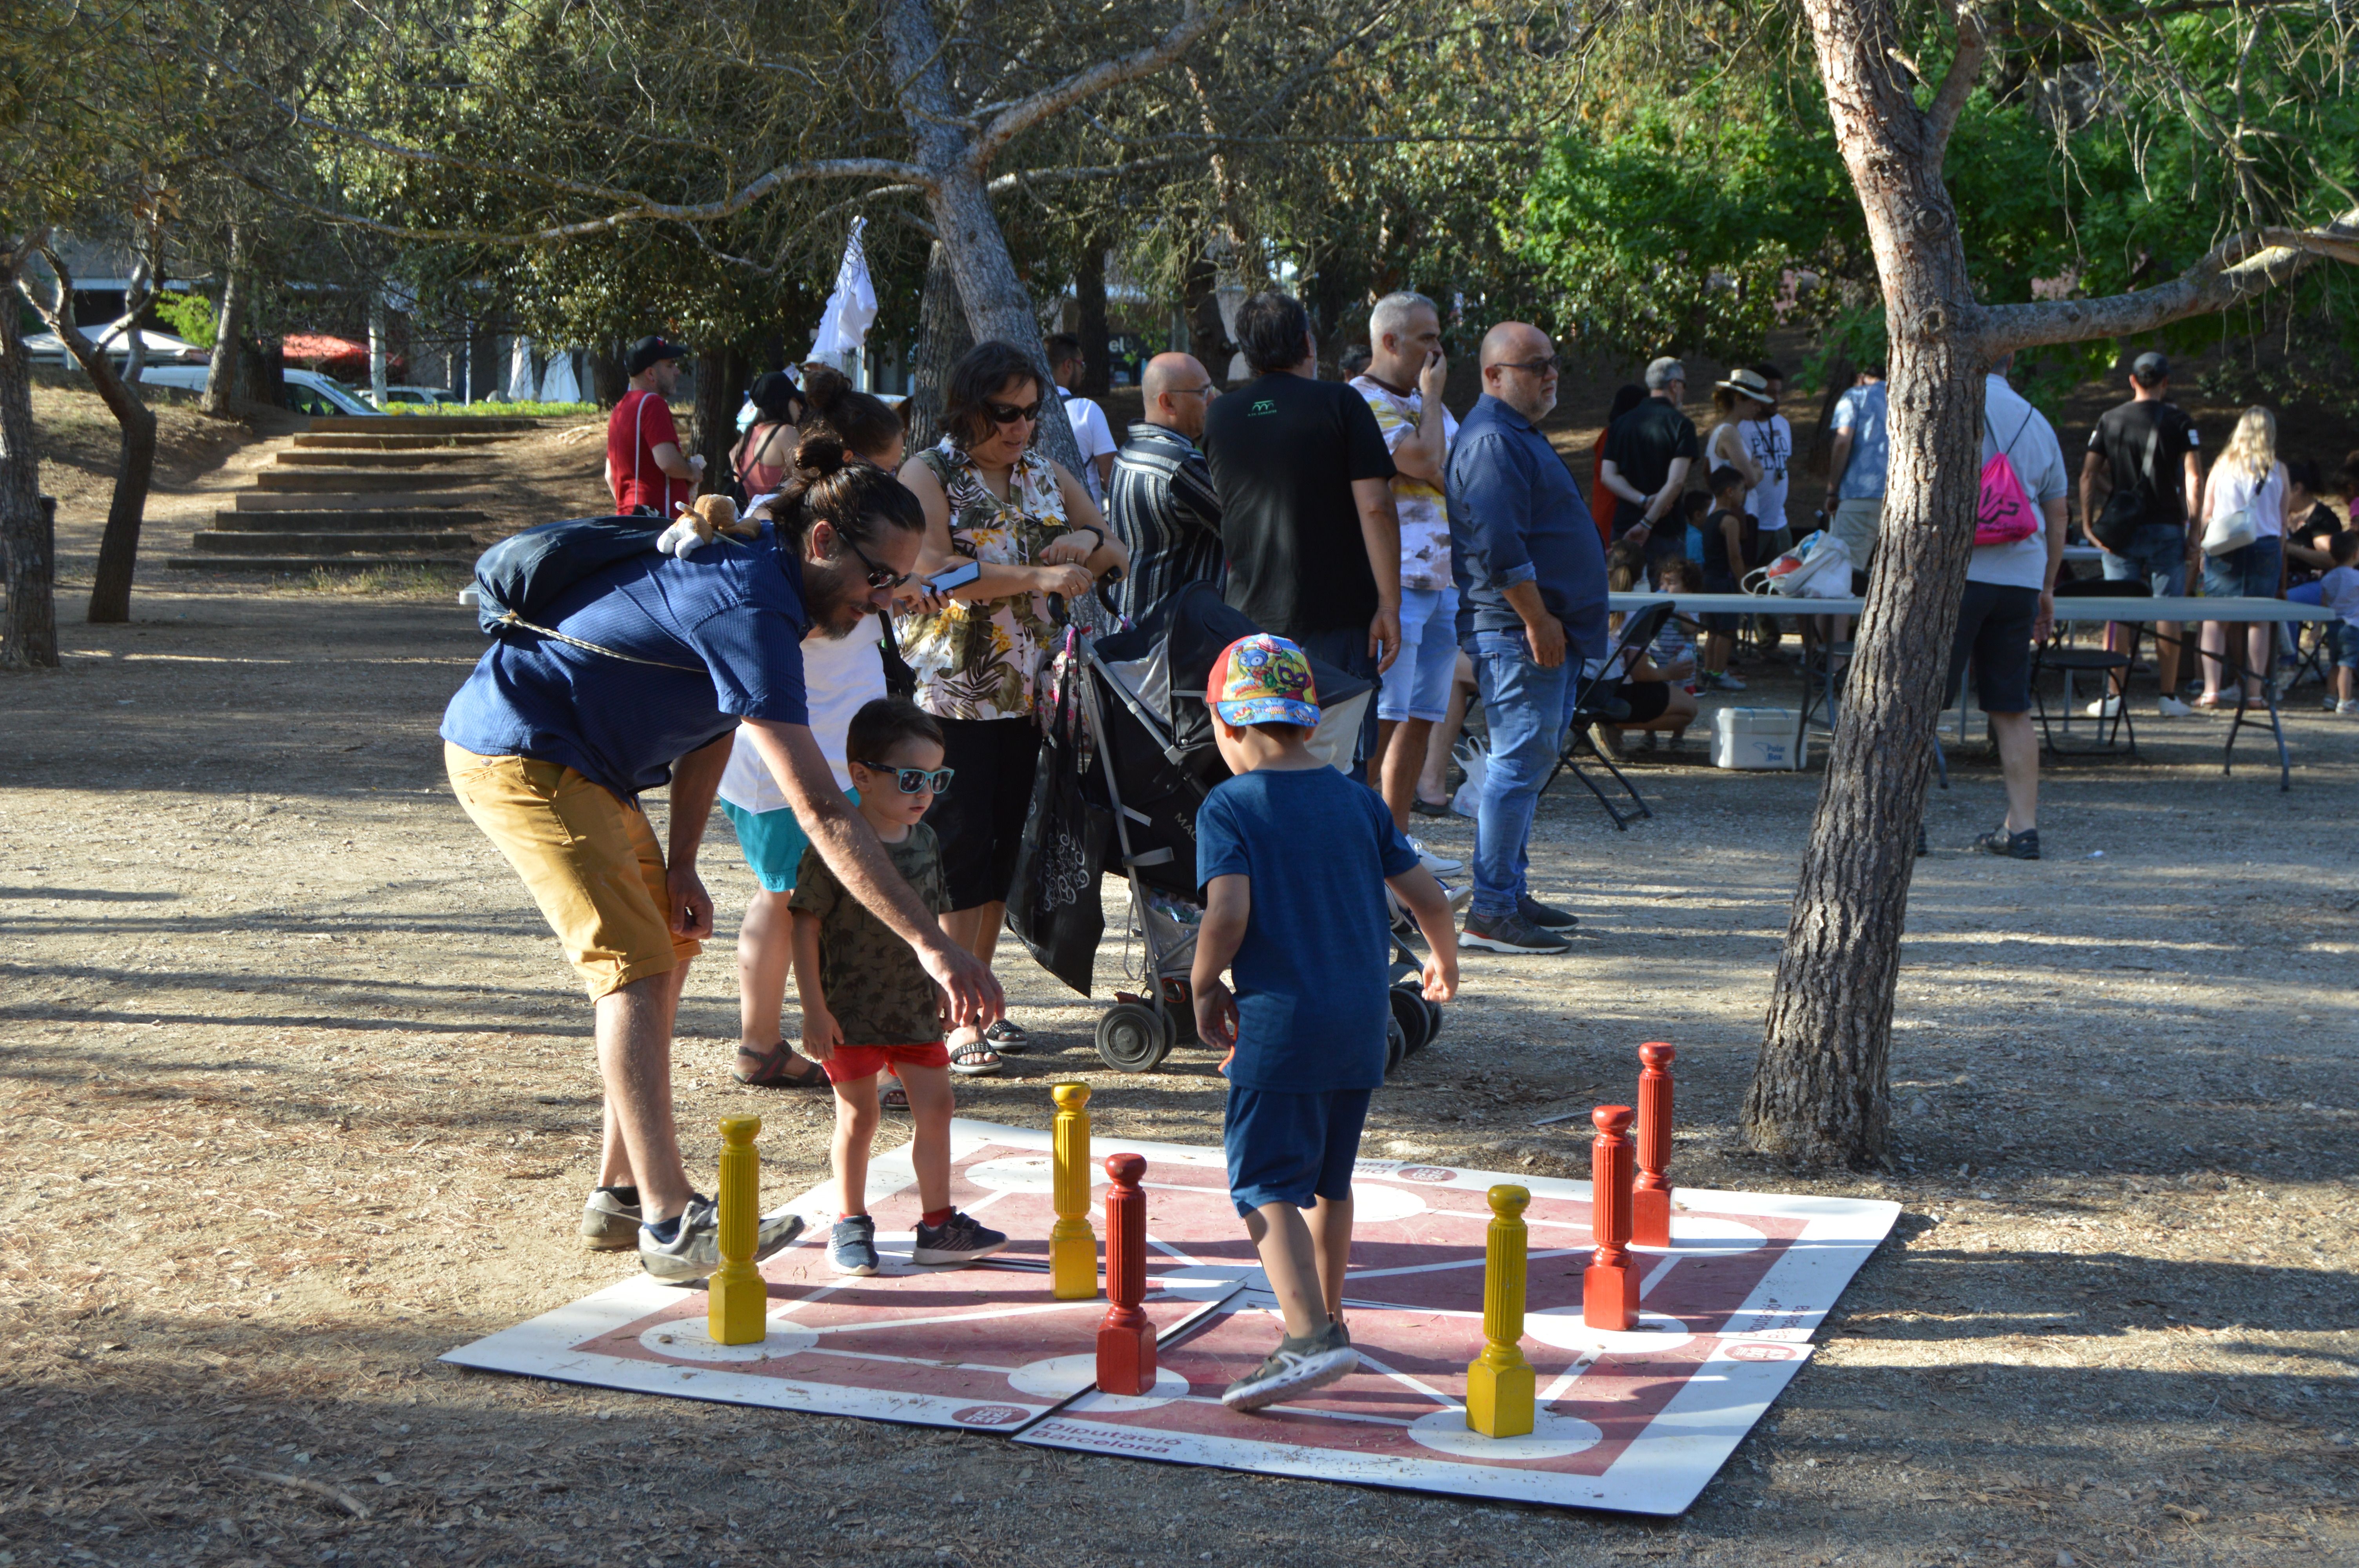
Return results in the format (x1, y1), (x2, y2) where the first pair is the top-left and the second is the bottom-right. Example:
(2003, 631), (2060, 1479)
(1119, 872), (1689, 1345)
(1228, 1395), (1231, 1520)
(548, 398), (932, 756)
(924, 558), (981, 595)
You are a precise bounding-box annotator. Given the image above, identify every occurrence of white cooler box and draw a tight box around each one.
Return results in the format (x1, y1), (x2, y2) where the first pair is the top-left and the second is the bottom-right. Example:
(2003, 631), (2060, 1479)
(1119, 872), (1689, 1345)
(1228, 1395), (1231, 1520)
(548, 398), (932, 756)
(1712, 707), (1805, 770)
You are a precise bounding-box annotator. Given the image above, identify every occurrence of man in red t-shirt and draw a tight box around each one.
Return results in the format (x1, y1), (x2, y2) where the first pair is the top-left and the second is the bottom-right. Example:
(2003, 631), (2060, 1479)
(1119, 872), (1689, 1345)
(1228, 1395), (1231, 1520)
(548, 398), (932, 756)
(606, 337), (703, 516)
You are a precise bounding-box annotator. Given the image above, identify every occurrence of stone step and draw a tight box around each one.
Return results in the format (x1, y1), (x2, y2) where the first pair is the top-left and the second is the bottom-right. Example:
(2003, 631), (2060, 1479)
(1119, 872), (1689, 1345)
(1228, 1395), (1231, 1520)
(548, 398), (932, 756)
(166, 554), (476, 573)
(273, 447), (489, 468)
(189, 530), (476, 556)
(210, 508), (489, 533)
(254, 468), (489, 493)
(291, 432), (519, 450)
(311, 414), (548, 435)
(233, 490), (493, 512)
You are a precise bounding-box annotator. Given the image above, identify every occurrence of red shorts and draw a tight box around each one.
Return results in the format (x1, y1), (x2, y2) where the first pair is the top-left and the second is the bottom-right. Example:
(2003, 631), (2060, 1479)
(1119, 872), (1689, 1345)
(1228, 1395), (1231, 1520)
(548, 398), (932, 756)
(821, 1042), (951, 1084)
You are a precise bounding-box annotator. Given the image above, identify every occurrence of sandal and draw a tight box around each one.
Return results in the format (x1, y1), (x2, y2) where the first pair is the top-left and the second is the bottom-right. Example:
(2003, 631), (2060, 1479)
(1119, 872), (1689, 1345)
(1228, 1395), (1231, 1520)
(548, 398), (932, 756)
(981, 1019), (1028, 1056)
(881, 1082), (910, 1110)
(733, 1042), (829, 1089)
(949, 1036), (1004, 1077)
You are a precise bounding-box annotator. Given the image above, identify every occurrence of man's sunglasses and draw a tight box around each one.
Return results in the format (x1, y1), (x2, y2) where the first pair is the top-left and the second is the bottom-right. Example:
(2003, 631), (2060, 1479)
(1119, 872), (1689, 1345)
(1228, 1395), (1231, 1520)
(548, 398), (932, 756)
(983, 399), (1045, 425)
(853, 761), (954, 795)
(840, 532), (911, 590)
(1498, 354), (1563, 376)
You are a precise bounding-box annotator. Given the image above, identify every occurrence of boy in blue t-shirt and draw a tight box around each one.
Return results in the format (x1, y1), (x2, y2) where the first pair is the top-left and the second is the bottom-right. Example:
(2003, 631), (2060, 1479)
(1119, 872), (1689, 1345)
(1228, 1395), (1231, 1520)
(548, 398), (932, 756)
(1191, 634), (1460, 1412)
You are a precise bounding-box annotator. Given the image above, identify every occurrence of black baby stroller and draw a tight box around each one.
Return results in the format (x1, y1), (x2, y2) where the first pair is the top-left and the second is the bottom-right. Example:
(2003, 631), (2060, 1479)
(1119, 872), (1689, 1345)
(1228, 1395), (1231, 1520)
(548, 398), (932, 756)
(1006, 581), (1446, 1075)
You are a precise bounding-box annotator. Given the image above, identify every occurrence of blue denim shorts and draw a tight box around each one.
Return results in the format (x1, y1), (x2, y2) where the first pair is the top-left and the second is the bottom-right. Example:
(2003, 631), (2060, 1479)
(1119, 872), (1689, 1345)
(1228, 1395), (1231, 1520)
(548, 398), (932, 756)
(2201, 535), (2283, 601)
(2101, 522), (2188, 599)
(1378, 586), (1461, 722)
(1223, 1086), (1372, 1216)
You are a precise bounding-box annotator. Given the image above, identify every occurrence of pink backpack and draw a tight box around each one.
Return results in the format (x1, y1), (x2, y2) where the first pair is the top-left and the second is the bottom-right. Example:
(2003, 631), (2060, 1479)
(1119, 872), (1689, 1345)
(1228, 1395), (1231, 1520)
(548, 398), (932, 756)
(1976, 407), (2041, 546)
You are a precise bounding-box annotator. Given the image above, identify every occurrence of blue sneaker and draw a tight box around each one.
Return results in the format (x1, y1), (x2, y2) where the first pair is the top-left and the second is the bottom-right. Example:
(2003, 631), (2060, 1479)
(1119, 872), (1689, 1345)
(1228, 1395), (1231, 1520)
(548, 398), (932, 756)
(829, 1215), (880, 1276)
(912, 1210), (1008, 1266)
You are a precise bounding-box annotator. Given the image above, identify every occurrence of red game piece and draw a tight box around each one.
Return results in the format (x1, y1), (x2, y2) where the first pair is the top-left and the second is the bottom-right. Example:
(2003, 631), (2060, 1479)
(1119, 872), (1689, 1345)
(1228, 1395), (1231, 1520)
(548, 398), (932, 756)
(1631, 1043), (1676, 1248)
(1584, 1105), (1639, 1330)
(1095, 1152), (1155, 1396)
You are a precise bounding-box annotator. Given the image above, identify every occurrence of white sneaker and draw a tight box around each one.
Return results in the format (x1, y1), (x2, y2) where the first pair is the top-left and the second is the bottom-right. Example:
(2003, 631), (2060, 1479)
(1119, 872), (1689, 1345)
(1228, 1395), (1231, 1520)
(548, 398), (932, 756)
(1406, 834), (1463, 876)
(2339, 699), (2359, 715)
(2155, 695), (2193, 718)
(2084, 694), (2122, 719)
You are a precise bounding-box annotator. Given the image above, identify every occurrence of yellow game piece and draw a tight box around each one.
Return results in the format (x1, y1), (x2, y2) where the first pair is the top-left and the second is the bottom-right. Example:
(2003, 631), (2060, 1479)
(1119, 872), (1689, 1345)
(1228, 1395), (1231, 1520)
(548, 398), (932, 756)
(707, 1116), (767, 1345)
(1465, 1183), (1536, 1438)
(1049, 1083), (1098, 1299)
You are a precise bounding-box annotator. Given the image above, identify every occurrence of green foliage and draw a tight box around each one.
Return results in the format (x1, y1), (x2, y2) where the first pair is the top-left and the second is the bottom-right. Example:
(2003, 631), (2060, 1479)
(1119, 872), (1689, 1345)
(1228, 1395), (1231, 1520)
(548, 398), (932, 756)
(153, 290), (215, 348)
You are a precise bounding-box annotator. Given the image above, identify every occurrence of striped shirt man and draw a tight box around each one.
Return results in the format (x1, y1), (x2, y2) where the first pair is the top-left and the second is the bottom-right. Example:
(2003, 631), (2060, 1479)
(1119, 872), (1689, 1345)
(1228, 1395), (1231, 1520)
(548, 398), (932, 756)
(1106, 420), (1224, 622)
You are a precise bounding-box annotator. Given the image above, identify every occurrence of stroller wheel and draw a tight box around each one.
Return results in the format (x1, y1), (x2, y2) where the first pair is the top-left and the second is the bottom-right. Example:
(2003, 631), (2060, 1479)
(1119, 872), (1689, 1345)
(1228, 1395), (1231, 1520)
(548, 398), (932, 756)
(1419, 995), (1443, 1053)
(1096, 1002), (1172, 1073)
(1384, 1014), (1408, 1079)
(1387, 984), (1433, 1059)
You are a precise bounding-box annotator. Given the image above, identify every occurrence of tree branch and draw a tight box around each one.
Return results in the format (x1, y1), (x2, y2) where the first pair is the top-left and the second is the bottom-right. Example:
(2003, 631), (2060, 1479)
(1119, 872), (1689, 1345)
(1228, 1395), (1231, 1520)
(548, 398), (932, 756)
(1925, 3), (1988, 164)
(967, 0), (1238, 172)
(1980, 205), (2359, 354)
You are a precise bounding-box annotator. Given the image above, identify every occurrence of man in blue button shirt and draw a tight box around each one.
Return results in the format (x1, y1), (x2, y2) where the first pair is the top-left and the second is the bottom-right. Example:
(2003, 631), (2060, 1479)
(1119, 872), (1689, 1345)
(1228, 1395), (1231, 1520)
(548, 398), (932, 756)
(1445, 322), (1609, 955)
(441, 465), (1002, 1281)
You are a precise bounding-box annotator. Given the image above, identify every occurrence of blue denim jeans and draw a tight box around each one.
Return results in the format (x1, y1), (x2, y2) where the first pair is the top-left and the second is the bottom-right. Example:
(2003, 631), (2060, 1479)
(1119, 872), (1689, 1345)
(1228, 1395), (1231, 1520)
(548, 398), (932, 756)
(2100, 522), (2188, 598)
(1469, 628), (1575, 920)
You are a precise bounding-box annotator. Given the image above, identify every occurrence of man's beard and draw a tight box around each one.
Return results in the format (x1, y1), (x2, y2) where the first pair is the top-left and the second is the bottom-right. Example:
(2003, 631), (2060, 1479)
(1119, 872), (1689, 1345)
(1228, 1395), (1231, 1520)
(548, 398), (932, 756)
(803, 560), (874, 640)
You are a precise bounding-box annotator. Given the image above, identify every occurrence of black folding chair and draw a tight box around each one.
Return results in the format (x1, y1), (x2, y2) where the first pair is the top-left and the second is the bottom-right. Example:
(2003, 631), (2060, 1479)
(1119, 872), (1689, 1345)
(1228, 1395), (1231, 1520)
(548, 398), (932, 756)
(1542, 601), (1675, 831)
(2034, 578), (2148, 760)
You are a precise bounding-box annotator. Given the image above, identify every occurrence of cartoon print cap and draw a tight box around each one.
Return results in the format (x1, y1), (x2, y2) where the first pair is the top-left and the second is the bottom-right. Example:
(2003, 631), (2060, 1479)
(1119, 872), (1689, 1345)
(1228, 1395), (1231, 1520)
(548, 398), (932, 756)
(1206, 633), (1321, 728)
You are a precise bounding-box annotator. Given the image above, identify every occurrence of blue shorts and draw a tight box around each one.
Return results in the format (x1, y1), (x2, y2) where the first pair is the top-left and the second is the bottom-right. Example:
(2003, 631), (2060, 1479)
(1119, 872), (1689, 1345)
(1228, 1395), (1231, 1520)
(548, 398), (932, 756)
(2100, 522), (2188, 599)
(2201, 535), (2282, 601)
(1378, 586), (1461, 723)
(721, 792), (856, 893)
(1224, 1085), (1372, 1216)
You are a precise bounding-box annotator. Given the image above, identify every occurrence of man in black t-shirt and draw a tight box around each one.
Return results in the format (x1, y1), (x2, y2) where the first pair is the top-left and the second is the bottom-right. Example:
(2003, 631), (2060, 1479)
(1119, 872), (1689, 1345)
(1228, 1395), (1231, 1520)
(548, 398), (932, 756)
(2079, 350), (2204, 717)
(1203, 290), (1401, 777)
(1599, 357), (1700, 577)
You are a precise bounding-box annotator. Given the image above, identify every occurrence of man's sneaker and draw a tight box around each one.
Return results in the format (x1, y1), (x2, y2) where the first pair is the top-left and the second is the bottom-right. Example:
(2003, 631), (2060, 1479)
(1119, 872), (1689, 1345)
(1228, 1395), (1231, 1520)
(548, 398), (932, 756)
(2156, 694), (2194, 717)
(1461, 910), (1570, 955)
(1517, 895), (1579, 930)
(1221, 1319), (1357, 1412)
(581, 1186), (643, 1252)
(1407, 835), (1463, 875)
(2340, 699), (2359, 715)
(638, 1196), (805, 1284)
(911, 1211), (1009, 1266)
(829, 1214), (880, 1276)
(1701, 670), (1747, 692)
(2085, 693), (2122, 719)
(1971, 826), (2040, 861)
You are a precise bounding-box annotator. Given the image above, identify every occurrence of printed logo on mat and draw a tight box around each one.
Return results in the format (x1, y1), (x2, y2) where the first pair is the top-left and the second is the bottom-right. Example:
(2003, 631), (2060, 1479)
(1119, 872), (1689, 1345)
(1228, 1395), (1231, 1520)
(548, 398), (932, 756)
(1392, 1166), (1458, 1184)
(952, 1404), (1032, 1427)
(1723, 1343), (1804, 1362)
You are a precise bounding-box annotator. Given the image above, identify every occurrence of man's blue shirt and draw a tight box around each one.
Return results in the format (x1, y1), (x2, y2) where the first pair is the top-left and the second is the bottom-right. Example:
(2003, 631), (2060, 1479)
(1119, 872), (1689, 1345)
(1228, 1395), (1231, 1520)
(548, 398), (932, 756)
(1445, 394), (1609, 661)
(441, 526), (810, 804)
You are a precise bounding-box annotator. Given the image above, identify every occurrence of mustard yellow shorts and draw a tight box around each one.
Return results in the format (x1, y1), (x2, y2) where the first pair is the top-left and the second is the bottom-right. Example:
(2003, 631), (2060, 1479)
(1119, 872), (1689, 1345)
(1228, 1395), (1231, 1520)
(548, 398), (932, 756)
(444, 743), (701, 1000)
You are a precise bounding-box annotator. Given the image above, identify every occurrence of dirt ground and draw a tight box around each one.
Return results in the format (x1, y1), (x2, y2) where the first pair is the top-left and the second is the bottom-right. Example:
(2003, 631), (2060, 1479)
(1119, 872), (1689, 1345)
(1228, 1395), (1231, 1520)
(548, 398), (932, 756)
(5, 393), (2355, 1568)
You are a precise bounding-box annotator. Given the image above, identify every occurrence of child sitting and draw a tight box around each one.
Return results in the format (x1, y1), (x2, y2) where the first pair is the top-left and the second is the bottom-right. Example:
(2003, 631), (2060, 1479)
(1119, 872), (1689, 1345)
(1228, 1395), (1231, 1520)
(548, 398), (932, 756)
(1190, 635), (1459, 1411)
(1699, 464), (1761, 692)
(791, 697), (1009, 1276)
(2319, 530), (2359, 714)
(1646, 558), (1704, 753)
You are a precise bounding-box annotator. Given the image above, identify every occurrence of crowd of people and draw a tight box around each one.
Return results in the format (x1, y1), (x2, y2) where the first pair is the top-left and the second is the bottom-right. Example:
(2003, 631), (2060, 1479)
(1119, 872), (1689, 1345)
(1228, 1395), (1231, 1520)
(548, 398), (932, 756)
(436, 309), (2359, 1411)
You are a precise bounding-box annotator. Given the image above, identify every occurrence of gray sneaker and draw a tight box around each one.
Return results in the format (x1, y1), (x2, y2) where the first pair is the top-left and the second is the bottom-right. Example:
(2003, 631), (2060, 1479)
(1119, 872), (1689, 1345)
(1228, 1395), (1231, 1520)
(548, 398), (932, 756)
(1517, 895), (1579, 931)
(911, 1210), (1009, 1266)
(581, 1186), (642, 1252)
(1460, 909), (1570, 955)
(829, 1214), (880, 1276)
(1221, 1319), (1357, 1412)
(638, 1196), (805, 1284)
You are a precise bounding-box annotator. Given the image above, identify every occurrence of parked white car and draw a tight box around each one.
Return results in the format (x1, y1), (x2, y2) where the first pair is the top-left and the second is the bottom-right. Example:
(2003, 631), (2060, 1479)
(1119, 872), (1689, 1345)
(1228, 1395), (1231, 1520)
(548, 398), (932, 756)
(370, 384), (456, 409)
(135, 364), (384, 418)
(24, 327), (208, 365)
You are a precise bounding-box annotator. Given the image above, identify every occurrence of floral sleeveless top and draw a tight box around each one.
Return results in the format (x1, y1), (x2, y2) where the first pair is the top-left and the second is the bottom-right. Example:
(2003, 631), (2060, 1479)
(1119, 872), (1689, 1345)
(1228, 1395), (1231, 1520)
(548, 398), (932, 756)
(895, 440), (1070, 721)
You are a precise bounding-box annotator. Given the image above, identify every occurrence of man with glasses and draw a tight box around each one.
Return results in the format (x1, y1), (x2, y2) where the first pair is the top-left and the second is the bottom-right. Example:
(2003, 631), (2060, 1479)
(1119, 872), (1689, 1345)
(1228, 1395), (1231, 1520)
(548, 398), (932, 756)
(1599, 356), (1700, 582)
(1107, 351), (1223, 621)
(1445, 323), (1607, 955)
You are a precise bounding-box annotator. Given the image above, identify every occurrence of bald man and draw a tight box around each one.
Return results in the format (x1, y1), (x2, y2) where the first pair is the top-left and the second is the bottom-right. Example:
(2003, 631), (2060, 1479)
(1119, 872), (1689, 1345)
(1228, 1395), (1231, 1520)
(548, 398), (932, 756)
(1106, 352), (1223, 621)
(1443, 323), (1607, 955)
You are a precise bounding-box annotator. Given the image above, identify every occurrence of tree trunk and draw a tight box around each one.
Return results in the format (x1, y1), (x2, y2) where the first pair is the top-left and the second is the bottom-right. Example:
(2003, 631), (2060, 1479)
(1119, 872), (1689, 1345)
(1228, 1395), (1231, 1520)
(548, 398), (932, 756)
(1075, 239), (1111, 398)
(1182, 244), (1233, 380)
(693, 339), (748, 496)
(204, 230), (246, 417)
(368, 291), (390, 409)
(588, 342), (627, 408)
(0, 232), (58, 669)
(906, 241), (972, 453)
(1742, 0), (1986, 1166)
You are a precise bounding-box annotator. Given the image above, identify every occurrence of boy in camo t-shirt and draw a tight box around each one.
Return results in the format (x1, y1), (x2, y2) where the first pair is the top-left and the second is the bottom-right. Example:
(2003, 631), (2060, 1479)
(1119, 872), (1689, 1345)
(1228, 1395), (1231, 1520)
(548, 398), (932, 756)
(791, 698), (1009, 1276)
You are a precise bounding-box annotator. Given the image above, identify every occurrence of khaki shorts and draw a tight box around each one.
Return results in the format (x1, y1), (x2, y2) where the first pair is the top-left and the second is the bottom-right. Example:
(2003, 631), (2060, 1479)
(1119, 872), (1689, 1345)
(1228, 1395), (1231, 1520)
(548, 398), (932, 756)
(445, 743), (700, 999)
(1828, 497), (1885, 572)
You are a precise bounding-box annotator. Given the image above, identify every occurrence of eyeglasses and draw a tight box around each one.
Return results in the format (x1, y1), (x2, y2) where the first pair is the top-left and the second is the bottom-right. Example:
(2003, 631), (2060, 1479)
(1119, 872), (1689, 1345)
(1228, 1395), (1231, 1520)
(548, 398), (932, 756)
(983, 399), (1044, 425)
(852, 761), (954, 795)
(1497, 355), (1562, 376)
(1169, 384), (1216, 398)
(839, 532), (909, 590)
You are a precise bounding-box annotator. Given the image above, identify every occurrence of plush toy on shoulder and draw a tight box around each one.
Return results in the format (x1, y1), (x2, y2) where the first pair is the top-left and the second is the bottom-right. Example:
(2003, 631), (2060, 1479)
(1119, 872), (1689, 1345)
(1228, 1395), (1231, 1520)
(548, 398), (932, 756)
(656, 493), (760, 559)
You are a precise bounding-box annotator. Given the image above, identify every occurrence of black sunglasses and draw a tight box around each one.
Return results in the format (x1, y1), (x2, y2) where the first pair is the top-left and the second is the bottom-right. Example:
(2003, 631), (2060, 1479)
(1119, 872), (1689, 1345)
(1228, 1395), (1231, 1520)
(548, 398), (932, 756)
(1498, 354), (1563, 376)
(838, 531), (910, 590)
(853, 761), (954, 795)
(983, 398), (1044, 425)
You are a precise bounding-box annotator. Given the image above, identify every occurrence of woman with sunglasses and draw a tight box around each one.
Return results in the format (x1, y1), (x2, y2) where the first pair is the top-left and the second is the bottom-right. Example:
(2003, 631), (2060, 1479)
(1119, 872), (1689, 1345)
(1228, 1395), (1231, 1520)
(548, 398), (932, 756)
(896, 340), (1130, 1061)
